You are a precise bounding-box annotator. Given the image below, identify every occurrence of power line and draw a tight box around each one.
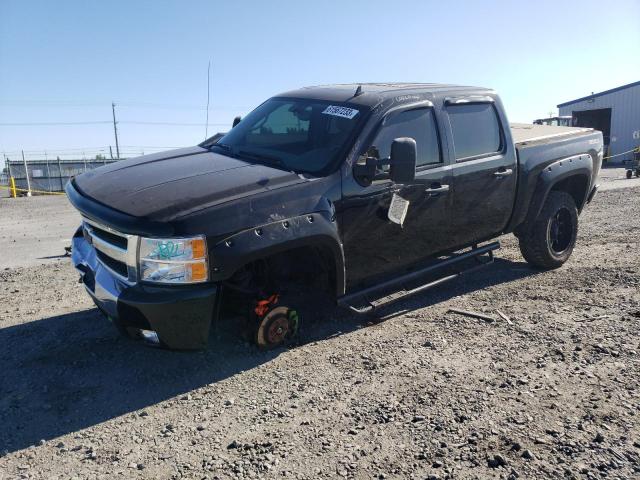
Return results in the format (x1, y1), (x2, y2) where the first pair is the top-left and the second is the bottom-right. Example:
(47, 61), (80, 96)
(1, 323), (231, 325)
(0, 120), (229, 127)
(0, 121), (111, 126)
(0, 100), (250, 110)
(117, 102), (246, 110)
(2, 145), (181, 153)
(121, 121), (228, 126)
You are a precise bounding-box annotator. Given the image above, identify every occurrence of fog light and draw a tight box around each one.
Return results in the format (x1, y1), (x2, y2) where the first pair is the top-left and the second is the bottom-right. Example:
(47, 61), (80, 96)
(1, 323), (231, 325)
(139, 329), (160, 345)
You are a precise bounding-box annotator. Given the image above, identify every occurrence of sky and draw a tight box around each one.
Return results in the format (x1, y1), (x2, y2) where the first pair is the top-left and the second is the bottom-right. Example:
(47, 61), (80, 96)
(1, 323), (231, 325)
(1, 0), (639, 165)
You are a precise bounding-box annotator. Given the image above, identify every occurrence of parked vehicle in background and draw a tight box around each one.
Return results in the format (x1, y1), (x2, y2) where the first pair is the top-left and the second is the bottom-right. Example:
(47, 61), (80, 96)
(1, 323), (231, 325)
(533, 115), (573, 127)
(66, 83), (603, 350)
(624, 150), (640, 179)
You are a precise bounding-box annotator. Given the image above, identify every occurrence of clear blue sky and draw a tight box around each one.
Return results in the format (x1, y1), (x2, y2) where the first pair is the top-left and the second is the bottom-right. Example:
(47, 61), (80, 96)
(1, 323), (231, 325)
(1, 0), (639, 163)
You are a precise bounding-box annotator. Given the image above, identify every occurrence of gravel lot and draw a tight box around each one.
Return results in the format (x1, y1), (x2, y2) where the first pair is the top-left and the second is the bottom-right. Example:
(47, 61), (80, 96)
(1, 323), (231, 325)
(0, 172), (639, 479)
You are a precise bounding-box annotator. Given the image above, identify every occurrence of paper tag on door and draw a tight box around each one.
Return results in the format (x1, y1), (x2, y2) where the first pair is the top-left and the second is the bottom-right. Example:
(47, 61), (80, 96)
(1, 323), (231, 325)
(388, 193), (409, 227)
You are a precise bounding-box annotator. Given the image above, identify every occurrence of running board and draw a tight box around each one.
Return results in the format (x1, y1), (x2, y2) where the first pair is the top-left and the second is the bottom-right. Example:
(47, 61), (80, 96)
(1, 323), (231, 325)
(337, 241), (500, 315)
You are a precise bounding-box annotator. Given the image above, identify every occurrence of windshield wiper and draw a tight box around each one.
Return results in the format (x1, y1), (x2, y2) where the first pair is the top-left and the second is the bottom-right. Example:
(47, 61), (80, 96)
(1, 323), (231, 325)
(209, 142), (241, 159)
(236, 149), (289, 170)
(212, 142), (232, 152)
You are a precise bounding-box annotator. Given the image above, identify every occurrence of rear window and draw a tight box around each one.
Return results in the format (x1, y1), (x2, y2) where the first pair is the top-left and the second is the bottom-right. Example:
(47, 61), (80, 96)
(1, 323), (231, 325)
(448, 103), (502, 160)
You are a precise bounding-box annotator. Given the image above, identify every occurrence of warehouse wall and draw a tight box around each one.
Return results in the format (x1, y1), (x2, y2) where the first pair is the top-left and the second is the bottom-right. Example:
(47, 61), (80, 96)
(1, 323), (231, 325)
(559, 84), (640, 163)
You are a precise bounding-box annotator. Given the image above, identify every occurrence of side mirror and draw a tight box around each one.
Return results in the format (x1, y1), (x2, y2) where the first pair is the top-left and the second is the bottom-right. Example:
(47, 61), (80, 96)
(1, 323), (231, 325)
(389, 137), (417, 184)
(232, 116), (242, 127)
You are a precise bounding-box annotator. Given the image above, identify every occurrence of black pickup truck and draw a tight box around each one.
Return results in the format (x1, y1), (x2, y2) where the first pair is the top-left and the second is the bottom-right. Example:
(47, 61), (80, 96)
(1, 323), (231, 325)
(67, 83), (602, 349)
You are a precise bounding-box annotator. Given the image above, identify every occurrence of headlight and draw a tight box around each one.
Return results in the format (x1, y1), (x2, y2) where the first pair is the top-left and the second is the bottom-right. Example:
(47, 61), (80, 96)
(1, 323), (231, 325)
(139, 236), (208, 284)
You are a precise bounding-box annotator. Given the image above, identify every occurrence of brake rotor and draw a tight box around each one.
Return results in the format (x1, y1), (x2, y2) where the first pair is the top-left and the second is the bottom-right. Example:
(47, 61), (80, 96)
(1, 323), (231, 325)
(255, 305), (299, 349)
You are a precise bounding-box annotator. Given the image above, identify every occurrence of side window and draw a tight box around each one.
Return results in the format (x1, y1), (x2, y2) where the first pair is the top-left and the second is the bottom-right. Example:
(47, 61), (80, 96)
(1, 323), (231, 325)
(448, 103), (502, 160)
(372, 108), (441, 167)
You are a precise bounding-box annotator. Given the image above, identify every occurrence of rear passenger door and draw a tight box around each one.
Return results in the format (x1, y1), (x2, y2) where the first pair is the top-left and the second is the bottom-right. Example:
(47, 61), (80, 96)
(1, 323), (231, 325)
(445, 99), (517, 247)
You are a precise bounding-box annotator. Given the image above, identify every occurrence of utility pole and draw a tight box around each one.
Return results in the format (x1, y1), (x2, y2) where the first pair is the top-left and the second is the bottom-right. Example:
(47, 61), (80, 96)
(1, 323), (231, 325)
(112, 102), (120, 159)
(57, 156), (63, 191)
(21, 150), (32, 196)
(6, 154), (12, 180)
(205, 60), (211, 140)
(45, 151), (52, 192)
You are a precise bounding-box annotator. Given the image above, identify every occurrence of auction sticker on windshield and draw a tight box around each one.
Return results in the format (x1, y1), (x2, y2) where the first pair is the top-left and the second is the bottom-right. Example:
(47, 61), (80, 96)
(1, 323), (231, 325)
(322, 105), (359, 119)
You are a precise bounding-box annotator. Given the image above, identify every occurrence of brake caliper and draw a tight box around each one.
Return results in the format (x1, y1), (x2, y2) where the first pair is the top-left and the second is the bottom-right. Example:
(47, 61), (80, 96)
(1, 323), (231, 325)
(254, 294), (279, 317)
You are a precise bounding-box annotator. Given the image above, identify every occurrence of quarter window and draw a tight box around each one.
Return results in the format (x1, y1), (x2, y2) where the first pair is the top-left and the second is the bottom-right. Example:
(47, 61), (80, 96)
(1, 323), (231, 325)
(448, 103), (502, 160)
(372, 108), (441, 167)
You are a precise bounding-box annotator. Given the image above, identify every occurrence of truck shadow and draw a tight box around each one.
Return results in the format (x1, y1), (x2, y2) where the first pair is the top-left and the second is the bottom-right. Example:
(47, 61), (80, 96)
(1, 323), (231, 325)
(302, 257), (543, 342)
(0, 257), (538, 453)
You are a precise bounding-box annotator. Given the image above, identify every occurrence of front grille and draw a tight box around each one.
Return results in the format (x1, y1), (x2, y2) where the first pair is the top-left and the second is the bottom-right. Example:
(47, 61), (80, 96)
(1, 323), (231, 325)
(90, 224), (128, 250)
(82, 218), (138, 283)
(96, 250), (129, 278)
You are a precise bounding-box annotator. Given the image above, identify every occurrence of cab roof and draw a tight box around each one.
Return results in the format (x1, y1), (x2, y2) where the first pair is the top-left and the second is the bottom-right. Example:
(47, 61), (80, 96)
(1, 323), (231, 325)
(276, 83), (494, 107)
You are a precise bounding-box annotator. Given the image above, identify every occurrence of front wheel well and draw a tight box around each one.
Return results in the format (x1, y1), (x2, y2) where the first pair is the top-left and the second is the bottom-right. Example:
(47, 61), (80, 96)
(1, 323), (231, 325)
(223, 245), (338, 299)
(550, 174), (590, 212)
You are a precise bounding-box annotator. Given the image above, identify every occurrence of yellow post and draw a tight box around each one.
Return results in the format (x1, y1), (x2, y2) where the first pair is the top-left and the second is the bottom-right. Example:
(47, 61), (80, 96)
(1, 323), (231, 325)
(9, 177), (17, 198)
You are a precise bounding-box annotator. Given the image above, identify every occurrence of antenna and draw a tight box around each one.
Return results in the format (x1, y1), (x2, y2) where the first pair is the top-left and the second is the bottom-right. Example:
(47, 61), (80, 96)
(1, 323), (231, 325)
(354, 85), (363, 97)
(205, 60), (211, 140)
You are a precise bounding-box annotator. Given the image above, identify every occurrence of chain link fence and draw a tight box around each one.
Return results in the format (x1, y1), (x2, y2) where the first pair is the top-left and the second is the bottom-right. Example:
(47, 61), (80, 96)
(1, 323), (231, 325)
(2, 158), (121, 196)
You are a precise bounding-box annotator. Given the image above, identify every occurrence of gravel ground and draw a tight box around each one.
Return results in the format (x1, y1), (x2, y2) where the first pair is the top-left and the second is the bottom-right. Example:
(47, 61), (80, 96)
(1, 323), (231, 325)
(598, 166), (640, 192)
(0, 195), (80, 269)
(0, 182), (639, 479)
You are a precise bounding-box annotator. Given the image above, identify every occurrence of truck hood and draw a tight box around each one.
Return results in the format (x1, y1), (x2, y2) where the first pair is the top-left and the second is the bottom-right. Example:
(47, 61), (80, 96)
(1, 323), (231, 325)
(73, 146), (307, 222)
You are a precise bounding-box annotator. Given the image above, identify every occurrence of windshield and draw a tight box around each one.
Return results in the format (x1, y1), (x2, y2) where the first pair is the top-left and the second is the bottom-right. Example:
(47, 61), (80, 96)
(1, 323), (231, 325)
(210, 98), (367, 174)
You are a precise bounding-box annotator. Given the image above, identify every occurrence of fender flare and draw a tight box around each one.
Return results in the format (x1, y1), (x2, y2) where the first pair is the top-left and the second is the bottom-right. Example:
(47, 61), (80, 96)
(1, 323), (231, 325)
(517, 154), (592, 235)
(208, 211), (346, 296)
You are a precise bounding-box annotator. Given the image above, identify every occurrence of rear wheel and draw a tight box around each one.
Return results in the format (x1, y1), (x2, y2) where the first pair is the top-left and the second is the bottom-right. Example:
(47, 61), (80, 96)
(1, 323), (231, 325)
(518, 191), (578, 269)
(627, 170), (633, 179)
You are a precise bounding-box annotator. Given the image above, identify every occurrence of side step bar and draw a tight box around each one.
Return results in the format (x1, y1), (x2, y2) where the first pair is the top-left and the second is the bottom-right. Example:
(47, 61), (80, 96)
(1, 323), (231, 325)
(337, 241), (500, 315)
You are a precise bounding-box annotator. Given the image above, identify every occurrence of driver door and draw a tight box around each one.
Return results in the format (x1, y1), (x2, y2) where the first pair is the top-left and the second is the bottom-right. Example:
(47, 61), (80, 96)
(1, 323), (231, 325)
(339, 106), (455, 289)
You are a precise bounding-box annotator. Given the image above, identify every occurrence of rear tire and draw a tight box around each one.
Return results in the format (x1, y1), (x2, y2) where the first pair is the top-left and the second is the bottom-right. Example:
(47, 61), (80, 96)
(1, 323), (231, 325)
(518, 191), (578, 270)
(627, 170), (633, 179)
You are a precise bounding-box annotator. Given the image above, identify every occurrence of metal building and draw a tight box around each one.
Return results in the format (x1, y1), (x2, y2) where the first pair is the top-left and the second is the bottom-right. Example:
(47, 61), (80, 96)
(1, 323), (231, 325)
(558, 80), (640, 163)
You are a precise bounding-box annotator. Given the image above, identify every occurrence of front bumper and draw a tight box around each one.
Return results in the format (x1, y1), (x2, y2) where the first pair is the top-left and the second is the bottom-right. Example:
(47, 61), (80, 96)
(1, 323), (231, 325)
(71, 227), (219, 350)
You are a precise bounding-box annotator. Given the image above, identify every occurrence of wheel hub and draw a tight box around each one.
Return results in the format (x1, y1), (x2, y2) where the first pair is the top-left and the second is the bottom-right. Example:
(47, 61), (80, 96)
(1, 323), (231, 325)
(266, 315), (289, 344)
(548, 207), (572, 254)
(255, 305), (298, 349)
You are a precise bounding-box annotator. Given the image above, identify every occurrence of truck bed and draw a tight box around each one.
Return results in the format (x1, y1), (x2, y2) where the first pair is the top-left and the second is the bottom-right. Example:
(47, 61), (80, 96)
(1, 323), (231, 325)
(510, 123), (594, 146)
(508, 123), (602, 232)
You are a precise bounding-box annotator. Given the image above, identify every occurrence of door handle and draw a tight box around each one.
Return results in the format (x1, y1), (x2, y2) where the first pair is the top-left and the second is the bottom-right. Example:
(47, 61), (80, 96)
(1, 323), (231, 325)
(494, 168), (513, 177)
(424, 184), (450, 196)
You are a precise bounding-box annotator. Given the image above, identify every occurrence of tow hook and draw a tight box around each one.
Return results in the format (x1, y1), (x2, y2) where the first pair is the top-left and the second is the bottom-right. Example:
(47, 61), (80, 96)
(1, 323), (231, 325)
(76, 263), (89, 283)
